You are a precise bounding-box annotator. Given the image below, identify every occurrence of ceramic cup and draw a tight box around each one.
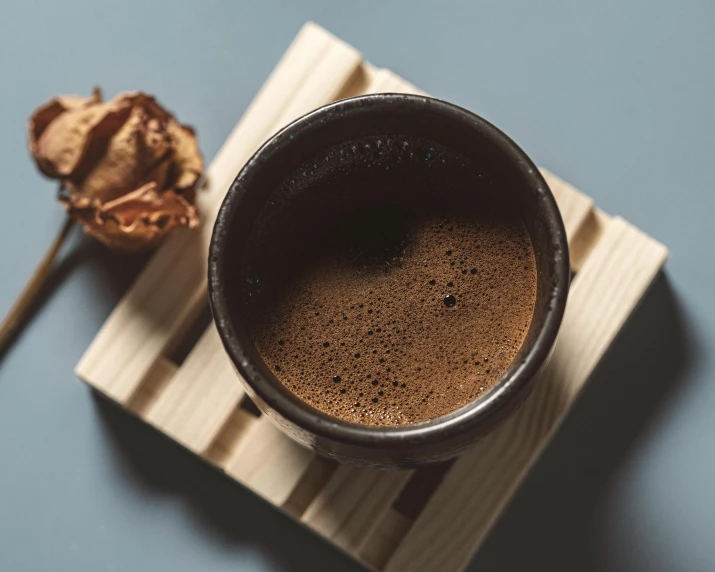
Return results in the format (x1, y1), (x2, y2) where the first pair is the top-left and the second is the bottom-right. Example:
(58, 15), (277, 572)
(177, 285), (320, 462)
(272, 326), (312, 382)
(208, 94), (569, 468)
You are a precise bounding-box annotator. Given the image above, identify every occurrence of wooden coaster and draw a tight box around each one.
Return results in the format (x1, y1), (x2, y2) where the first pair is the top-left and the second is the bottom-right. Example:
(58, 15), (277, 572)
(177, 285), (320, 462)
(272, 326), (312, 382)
(76, 22), (668, 572)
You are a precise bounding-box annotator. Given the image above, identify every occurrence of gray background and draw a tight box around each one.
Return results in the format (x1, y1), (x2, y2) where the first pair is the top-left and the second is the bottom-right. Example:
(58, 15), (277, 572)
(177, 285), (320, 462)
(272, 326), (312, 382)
(0, 0), (713, 570)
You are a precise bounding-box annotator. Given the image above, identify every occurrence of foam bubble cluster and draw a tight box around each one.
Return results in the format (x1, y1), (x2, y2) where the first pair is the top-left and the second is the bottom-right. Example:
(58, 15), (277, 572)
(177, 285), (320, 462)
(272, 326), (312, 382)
(242, 136), (537, 426)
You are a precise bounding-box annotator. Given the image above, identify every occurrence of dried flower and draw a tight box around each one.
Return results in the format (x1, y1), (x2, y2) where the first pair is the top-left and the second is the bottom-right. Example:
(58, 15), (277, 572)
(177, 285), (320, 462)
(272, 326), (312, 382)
(28, 88), (204, 251)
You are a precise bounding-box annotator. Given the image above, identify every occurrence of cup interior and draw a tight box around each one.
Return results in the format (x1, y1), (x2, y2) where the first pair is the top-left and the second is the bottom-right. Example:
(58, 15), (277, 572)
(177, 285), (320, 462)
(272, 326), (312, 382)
(209, 94), (569, 465)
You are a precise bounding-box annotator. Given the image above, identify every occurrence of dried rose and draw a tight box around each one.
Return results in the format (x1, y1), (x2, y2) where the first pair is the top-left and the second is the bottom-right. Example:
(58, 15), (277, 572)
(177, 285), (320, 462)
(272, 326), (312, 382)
(28, 88), (204, 251)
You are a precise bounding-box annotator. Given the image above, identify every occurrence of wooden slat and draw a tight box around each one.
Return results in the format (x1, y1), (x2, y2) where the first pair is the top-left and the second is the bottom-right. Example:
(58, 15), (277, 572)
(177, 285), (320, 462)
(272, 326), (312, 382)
(143, 326), (244, 453)
(282, 456), (338, 517)
(384, 217), (668, 572)
(362, 65), (426, 96)
(301, 465), (411, 553)
(223, 419), (314, 505)
(269, 39), (363, 132)
(125, 357), (179, 416)
(358, 510), (412, 571)
(76, 233), (206, 404)
(203, 407), (257, 467)
(75, 22), (362, 404)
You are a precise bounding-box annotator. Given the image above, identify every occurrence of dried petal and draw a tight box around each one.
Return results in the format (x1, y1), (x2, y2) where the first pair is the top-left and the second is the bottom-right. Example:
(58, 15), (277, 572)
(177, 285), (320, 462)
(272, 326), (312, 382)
(61, 183), (199, 251)
(29, 88), (103, 178)
(29, 87), (101, 148)
(71, 103), (172, 202)
(28, 88), (204, 251)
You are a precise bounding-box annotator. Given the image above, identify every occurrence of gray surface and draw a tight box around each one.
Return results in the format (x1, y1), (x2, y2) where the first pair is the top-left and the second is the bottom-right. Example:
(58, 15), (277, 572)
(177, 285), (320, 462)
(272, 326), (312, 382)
(0, 0), (713, 570)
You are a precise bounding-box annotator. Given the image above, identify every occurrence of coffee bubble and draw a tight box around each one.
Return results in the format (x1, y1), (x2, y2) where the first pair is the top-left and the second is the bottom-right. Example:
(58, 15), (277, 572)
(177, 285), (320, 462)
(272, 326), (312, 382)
(243, 135), (537, 426)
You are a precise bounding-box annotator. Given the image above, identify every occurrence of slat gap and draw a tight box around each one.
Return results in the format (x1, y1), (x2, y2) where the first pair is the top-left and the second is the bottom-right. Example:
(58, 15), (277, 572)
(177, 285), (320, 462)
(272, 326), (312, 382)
(282, 457), (340, 518)
(238, 394), (263, 418)
(164, 303), (213, 366)
(202, 407), (257, 467)
(392, 460), (454, 521)
(125, 357), (179, 417)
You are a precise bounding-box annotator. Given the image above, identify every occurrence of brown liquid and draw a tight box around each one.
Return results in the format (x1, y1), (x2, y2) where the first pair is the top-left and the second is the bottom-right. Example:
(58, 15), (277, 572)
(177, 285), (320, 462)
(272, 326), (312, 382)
(241, 136), (537, 426)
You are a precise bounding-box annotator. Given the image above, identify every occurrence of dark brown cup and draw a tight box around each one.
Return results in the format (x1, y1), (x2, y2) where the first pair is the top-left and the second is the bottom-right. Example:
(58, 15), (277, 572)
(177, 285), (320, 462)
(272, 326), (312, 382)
(208, 94), (569, 468)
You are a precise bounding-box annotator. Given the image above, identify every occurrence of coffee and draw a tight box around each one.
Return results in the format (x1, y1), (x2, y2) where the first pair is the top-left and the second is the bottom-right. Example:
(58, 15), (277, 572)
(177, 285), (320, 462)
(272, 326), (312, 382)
(240, 135), (537, 426)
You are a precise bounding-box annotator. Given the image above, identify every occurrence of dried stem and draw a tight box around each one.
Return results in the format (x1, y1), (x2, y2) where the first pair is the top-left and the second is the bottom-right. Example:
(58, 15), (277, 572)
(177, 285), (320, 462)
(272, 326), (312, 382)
(0, 216), (75, 354)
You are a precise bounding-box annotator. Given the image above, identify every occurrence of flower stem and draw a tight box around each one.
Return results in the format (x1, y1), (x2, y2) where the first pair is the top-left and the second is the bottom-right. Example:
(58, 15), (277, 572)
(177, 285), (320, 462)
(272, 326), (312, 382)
(0, 216), (75, 355)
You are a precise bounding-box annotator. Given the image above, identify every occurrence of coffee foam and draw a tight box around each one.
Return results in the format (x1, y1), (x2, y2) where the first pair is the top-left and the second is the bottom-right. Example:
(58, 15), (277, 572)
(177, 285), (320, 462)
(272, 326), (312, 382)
(241, 136), (537, 426)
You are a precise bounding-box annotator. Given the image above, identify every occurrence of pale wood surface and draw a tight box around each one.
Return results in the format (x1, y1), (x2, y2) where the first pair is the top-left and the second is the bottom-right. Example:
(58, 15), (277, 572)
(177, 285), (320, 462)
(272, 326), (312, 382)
(203, 408), (257, 467)
(223, 419), (314, 505)
(358, 510), (412, 571)
(76, 22), (668, 572)
(282, 456), (338, 517)
(144, 325), (244, 454)
(125, 357), (179, 416)
(302, 465), (411, 553)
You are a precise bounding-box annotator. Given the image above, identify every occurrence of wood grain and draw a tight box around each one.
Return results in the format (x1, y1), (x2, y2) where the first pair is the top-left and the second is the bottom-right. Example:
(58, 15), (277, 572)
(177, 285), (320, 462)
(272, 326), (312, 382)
(302, 465), (411, 553)
(203, 407), (257, 467)
(282, 456), (338, 517)
(362, 65), (426, 95)
(223, 419), (314, 505)
(144, 325), (244, 454)
(358, 509), (412, 571)
(125, 357), (179, 416)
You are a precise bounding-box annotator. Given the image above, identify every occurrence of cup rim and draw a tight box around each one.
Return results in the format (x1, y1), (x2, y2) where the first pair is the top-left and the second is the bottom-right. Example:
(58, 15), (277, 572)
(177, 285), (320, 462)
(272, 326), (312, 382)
(208, 93), (569, 453)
